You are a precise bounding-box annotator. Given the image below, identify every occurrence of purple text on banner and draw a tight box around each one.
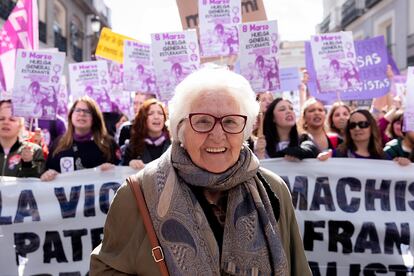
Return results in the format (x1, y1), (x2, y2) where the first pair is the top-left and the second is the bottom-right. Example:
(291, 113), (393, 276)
(305, 36), (390, 103)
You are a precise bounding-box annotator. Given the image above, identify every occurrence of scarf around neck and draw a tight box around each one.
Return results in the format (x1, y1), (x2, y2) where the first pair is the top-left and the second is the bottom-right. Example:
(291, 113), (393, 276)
(73, 131), (93, 142)
(144, 132), (167, 146)
(141, 141), (288, 275)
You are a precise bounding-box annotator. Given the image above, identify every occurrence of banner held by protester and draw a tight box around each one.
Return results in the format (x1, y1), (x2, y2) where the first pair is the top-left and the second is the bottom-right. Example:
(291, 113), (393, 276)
(1, 160), (413, 275)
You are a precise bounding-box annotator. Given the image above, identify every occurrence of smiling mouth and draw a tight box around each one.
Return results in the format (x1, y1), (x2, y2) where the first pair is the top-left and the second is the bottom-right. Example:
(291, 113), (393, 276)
(205, 147), (226, 153)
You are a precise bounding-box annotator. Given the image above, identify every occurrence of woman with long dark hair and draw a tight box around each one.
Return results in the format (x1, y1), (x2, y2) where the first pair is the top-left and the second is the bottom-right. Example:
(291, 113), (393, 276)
(121, 98), (170, 169)
(256, 97), (319, 160)
(41, 96), (120, 181)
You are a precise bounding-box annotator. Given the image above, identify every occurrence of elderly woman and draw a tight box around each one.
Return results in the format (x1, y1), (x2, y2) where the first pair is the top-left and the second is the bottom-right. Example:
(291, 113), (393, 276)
(90, 66), (311, 275)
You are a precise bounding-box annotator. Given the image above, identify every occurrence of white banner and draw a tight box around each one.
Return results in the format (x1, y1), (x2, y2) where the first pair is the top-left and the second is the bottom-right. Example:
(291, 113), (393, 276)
(261, 158), (414, 275)
(0, 166), (135, 276)
(0, 160), (413, 275)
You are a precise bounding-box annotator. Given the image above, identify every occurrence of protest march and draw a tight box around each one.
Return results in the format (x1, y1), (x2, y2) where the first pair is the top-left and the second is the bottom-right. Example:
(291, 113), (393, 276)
(0, 0), (413, 275)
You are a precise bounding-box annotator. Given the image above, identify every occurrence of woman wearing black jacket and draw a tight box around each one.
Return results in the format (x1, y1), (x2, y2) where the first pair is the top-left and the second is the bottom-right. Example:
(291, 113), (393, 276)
(41, 96), (120, 181)
(121, 98), (170, 169)
(256, 97), (319, 160)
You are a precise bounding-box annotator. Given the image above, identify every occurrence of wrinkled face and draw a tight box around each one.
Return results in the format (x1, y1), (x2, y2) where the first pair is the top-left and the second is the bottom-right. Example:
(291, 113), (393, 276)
(133, 94), (146, 114)
(183, 91), (244, 173)
(71, 101), (93, 133)
(259, 93), (273, 113)
(349, 112), (371, 143)
(273, 100), (295, 129)
(146, 104), (165, 137)
(332, 106), (350, 131)
(304, 102), (326, 129)
(0, 106), (21, 140)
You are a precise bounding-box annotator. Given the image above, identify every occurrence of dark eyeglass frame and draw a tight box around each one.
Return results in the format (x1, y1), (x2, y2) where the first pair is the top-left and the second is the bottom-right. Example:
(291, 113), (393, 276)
(188, 113), (247, 134)
(348, 120), (370, 130)
(73, 108), (92, 115)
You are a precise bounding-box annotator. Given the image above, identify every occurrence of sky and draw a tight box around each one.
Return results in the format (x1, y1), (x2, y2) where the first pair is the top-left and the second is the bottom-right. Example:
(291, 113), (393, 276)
(104, 0), (324, 43)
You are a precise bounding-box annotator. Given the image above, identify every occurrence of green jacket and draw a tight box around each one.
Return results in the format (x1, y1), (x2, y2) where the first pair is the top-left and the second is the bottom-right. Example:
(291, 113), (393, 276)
(90, 167), (312, 276)
(384, 138), (410, 159)
(0, 140), (46, 178)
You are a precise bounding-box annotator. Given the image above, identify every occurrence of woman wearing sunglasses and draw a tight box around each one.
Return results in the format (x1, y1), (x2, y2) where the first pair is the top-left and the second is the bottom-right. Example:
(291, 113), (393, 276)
(318, 109), (386, 160)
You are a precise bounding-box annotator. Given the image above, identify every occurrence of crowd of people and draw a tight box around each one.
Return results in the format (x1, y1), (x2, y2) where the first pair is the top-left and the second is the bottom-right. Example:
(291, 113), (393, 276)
(0, 65), (412, 181)
(0, 64), (412, 275)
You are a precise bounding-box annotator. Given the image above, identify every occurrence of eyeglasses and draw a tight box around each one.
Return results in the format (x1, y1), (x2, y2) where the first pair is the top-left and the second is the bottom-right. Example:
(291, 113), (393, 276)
(188, 113), (247, 134)
(348, 121), (370, 130)
(74, 108), (92, 116)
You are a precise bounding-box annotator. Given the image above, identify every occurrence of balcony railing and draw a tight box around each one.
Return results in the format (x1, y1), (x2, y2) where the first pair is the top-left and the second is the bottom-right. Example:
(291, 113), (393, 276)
(72, 45), (83, 62)
(0, 0), (15, 20)
(320, 14), (331, 33)
(39, 21), (46, 43)
(54, 32), (67, 53)
(341, 0), (364, 28)
(365, 0), (382, 9)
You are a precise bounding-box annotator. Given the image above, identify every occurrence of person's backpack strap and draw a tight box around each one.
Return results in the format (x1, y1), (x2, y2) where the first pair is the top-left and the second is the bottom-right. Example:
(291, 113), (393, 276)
(257, 170), (281, 222)
(126, 175), (170, 276)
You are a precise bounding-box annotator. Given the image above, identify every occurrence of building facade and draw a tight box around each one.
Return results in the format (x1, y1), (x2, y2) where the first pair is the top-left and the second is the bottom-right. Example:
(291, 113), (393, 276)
(0, 0), (111, 63)
(318, 0), (414, 70)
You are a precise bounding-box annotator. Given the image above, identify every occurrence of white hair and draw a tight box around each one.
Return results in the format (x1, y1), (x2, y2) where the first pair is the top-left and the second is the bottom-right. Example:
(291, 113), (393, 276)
(169, 65), (260, 143)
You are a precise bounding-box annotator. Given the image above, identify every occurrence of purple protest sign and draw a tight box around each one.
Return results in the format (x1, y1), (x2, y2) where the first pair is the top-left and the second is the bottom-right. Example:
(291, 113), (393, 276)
(198, 0), (240, 57)
(393, 75), (407, 106)
(123, 40), (158, 94)
(306, 36), (390, 103)
(404, 67), (414, 132)
(69, 60), (113, 112)
(238, 20), (280, 93)
(56, 75), (68, 118)
(387, 50), (400, 76)
(12, 49), (65, 119)
(151, 30), (200, 101)
(310, 31), (361, 93)
(279, 67), (301, 92)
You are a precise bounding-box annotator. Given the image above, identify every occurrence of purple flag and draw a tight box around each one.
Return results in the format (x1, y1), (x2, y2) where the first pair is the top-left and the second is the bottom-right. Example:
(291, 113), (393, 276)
(0, 0), (38, 92)
(306, 36), (390, 103)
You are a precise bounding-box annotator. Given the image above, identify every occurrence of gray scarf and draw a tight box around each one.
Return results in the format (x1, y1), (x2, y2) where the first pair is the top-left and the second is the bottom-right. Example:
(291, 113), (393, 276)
(141, 141), (288, 275)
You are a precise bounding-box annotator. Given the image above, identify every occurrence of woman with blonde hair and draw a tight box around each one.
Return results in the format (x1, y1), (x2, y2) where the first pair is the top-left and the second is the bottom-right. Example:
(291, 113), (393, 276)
(300, 98), (341, 151)
(41, 96), (120, 181)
